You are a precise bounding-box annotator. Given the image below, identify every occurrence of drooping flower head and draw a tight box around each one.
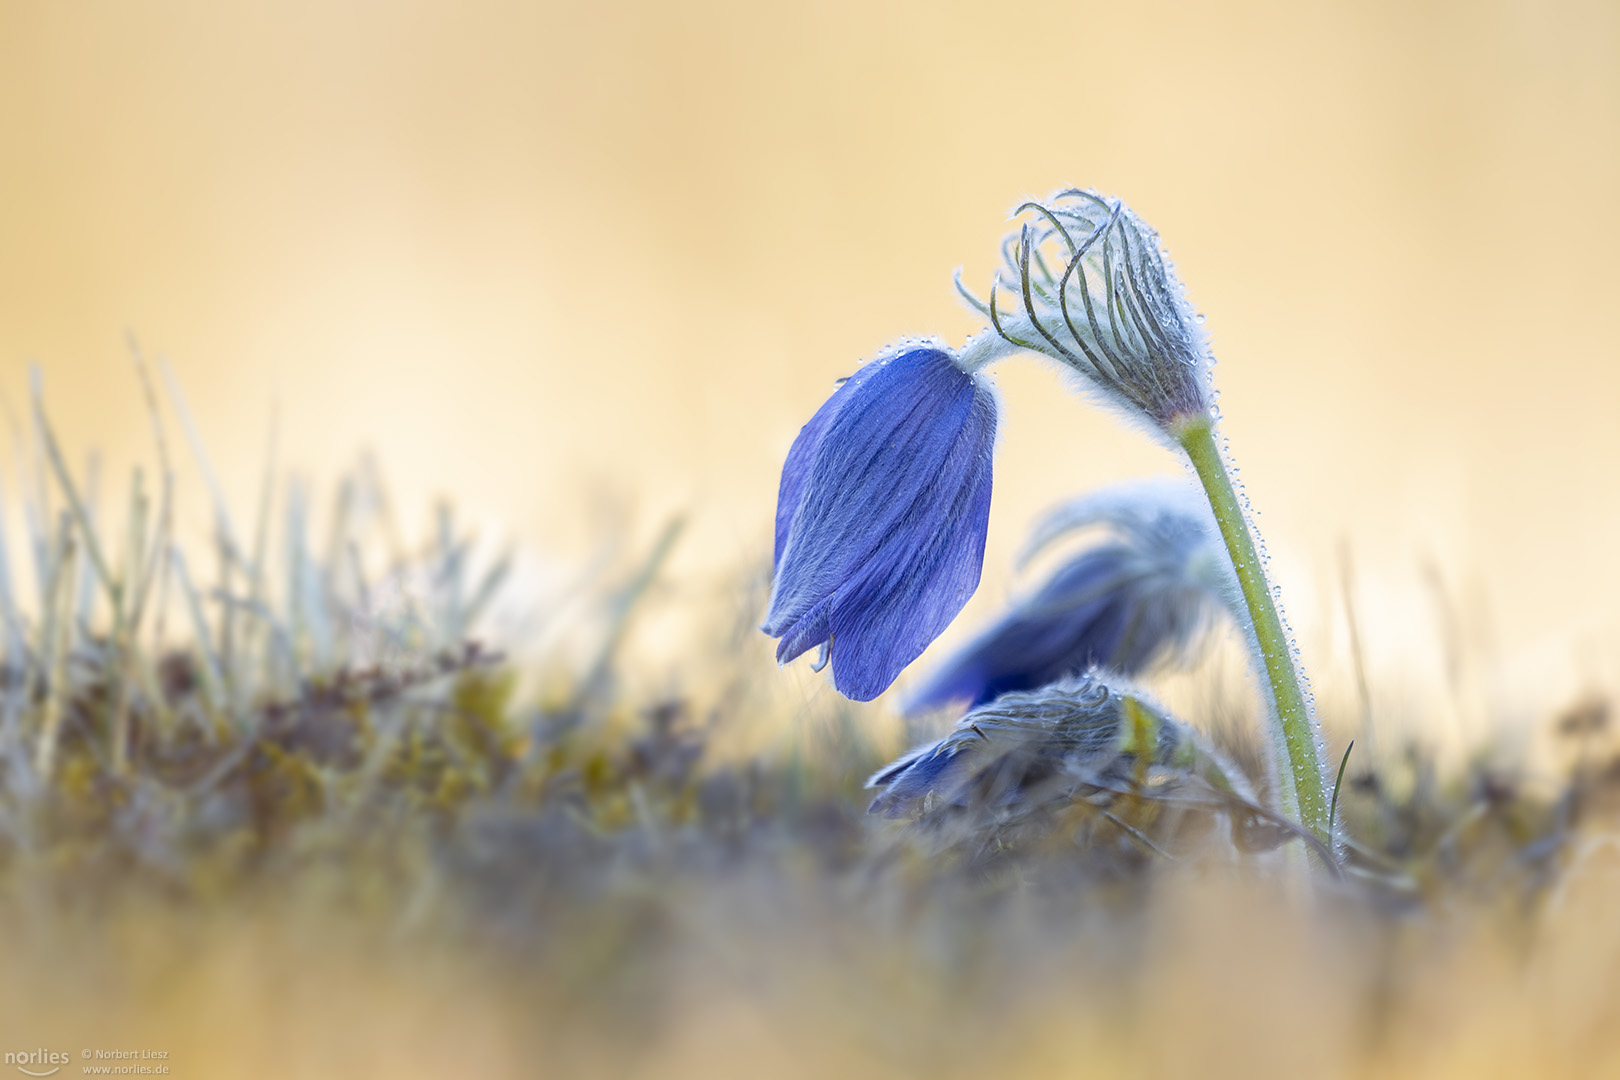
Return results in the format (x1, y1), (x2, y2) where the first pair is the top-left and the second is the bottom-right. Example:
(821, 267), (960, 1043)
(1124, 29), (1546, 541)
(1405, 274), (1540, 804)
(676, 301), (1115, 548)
(764, 344), (997, 701)
(959, 190), (1213, 434)
(903, 480), (1236, 715)
(867, 673), (1257, 819)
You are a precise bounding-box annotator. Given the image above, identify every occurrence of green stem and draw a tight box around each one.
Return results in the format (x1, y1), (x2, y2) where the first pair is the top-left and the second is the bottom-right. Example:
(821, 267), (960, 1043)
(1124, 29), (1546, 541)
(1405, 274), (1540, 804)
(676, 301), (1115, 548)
(1175, 415), (1329, 842)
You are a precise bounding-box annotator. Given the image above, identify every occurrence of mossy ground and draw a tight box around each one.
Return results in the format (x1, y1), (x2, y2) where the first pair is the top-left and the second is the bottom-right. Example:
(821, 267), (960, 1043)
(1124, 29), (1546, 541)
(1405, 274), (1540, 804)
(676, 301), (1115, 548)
(1, 381), (1617, 1079)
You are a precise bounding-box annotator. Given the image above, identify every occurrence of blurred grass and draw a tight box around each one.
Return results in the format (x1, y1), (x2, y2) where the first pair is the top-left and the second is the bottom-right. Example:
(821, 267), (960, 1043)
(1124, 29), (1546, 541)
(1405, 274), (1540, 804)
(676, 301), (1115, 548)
(0, 365), (1617, 1079)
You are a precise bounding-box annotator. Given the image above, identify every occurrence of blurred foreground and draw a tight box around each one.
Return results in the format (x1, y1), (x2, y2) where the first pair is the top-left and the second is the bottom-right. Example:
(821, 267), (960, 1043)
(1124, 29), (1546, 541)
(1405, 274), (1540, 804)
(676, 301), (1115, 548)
(0, 387), (1617, 1080)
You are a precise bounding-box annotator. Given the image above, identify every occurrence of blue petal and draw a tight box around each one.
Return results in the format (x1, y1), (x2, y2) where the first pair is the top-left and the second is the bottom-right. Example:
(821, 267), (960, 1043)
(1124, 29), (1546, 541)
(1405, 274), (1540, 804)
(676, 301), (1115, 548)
(903, 546), (1161, 712)
(865, 740), (967, 816)
(826, 390), (995, 700)
(913, 537), (1224, 712)
(773, 360), (885, 569)
(765, 349), (980, 637)
(773, 594), (831, 666)
(762, 347), (999, 700)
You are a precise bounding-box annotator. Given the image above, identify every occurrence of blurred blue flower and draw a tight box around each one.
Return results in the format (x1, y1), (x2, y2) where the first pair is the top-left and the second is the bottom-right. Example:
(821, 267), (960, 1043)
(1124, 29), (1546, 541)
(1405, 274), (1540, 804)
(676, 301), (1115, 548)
(904, 481), (1236, 714)
(763, 345), (997, 701)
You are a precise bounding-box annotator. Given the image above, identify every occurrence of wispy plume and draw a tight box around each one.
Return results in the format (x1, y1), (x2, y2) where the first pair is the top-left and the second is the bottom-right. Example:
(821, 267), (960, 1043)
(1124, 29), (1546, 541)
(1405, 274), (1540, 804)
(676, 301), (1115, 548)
(959, 189), (1212, 432)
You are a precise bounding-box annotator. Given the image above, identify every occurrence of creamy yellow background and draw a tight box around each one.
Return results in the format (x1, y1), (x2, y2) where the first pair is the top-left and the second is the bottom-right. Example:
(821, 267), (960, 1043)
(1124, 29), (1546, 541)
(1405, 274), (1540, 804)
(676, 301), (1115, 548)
(2, 0), (1617, 720)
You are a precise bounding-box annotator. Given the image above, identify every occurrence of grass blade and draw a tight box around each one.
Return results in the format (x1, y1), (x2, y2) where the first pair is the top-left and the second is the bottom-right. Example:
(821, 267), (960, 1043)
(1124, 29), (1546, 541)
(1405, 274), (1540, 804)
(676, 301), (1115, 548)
(1329, 738), (1355, 858)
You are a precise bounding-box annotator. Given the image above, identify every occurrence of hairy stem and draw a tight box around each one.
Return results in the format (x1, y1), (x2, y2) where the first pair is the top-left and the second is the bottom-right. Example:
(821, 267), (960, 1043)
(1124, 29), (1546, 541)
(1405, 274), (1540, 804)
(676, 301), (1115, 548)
(1175, 415), (1329, 844)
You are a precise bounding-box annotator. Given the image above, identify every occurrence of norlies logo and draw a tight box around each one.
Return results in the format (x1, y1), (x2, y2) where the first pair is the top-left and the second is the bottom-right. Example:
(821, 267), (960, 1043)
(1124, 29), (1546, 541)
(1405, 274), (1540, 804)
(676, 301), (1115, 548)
(4, 1049), (68, 1078)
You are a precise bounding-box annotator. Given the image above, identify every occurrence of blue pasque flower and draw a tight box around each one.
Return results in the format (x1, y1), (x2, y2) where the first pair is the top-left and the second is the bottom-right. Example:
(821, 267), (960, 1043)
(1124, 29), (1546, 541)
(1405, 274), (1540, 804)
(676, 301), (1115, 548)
(903, 481), (1236, 714)
(764, 344), (998, 701)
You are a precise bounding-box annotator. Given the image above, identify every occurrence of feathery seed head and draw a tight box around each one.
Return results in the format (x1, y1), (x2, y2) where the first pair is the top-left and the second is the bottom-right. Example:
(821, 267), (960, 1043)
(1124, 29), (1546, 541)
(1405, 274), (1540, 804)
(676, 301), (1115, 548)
(960, 190), (1213, 432)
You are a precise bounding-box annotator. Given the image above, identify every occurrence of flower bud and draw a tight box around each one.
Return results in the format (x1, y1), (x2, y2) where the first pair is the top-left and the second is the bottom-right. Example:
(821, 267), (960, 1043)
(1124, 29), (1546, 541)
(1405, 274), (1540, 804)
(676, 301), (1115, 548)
(964, 190), (1213, 432)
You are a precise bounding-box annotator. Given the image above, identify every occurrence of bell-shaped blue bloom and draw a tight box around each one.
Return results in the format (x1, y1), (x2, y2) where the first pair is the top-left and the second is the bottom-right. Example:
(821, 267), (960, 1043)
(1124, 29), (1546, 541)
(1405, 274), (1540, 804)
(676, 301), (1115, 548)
(764, 345), (998, 701)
